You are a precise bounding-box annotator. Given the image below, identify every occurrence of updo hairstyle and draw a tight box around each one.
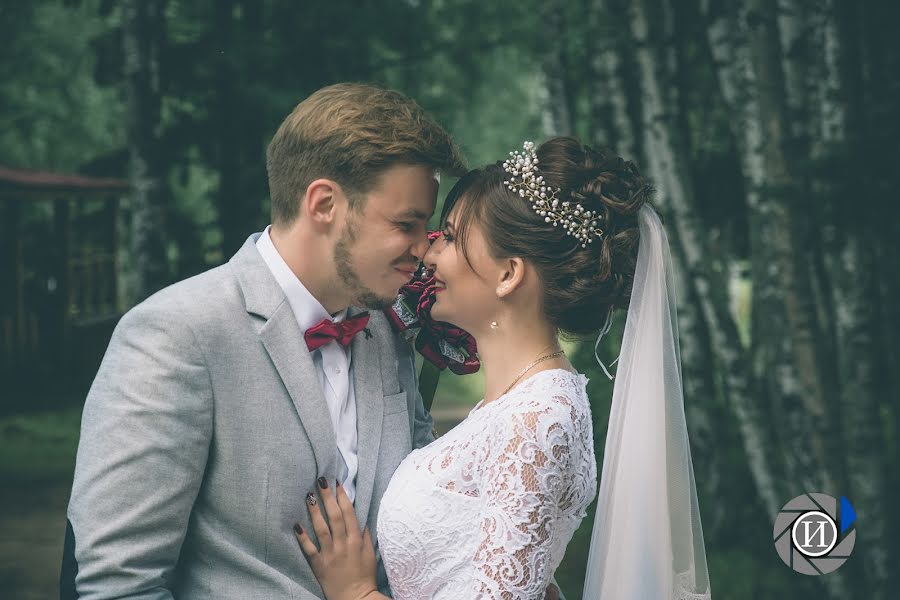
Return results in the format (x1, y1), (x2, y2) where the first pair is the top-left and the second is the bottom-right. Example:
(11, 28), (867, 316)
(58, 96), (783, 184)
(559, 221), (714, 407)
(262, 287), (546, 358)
(440, 136), (652, 337)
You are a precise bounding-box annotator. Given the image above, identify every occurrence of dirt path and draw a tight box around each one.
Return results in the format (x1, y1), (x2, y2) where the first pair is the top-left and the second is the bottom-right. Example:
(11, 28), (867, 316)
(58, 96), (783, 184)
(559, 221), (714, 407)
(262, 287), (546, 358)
(0, 481), (71, 599)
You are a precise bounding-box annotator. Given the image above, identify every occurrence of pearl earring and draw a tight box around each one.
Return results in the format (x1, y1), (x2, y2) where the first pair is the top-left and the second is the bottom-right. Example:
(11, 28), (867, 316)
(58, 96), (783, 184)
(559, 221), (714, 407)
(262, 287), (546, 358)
(490, 321), (499, 330)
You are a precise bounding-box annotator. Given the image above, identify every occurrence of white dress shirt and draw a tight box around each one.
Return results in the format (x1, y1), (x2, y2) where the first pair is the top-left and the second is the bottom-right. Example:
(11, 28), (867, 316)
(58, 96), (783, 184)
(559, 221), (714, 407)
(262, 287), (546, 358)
(257, 226), (359, 502)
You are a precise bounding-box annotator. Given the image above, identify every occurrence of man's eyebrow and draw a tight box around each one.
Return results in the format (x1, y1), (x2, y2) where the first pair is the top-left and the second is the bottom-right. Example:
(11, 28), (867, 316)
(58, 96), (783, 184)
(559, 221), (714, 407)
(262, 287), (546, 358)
(396, 208), (432, 221)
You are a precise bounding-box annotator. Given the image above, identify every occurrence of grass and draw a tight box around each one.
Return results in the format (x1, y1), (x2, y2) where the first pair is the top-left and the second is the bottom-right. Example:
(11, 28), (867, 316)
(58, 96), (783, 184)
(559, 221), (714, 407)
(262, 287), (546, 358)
(0, 406), (81, 485)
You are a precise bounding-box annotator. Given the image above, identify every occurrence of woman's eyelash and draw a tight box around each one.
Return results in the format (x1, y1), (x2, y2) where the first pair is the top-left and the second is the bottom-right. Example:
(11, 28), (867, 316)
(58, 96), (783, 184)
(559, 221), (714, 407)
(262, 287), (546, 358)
(442, 229), (455, 242)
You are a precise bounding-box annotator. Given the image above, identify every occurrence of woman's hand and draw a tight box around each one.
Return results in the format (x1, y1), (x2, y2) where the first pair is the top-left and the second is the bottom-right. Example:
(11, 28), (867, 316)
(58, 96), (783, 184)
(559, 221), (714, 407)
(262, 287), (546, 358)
(294, 478), (379, 600)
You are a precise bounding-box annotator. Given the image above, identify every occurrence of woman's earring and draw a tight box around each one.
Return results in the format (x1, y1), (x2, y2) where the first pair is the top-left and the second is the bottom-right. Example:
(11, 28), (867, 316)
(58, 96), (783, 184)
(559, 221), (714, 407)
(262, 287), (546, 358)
(490, 321), (499, 330)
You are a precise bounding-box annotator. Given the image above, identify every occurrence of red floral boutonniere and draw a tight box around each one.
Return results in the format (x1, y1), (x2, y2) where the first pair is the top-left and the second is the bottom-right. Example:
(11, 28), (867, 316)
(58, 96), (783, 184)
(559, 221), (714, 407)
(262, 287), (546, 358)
(383, 231), (480, 412)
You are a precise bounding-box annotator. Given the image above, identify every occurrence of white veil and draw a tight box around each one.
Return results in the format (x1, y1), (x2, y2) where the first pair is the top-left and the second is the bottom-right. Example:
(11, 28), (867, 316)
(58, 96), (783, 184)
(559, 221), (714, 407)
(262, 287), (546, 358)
(581, 206), (711, 599)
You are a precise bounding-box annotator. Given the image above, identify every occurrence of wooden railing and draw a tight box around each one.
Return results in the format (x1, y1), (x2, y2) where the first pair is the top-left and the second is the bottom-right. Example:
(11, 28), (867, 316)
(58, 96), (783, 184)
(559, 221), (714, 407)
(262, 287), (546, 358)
(0, 249), (120, 384)
(68, 251), (118, 324)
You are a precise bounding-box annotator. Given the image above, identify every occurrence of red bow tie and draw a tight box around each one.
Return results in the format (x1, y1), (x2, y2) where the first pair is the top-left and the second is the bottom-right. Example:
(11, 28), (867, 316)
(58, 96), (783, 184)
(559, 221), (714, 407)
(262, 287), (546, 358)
(304, 312), (370, 351)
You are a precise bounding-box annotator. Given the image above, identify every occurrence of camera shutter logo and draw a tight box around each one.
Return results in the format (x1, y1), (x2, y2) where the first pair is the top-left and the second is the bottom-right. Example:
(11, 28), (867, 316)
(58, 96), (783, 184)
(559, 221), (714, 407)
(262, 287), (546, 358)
(773, 493), (857, 575)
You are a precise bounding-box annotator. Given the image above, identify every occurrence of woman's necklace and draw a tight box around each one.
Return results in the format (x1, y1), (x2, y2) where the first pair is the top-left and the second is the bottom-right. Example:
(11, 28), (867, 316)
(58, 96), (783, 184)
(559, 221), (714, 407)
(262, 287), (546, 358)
(500, 348), (566, 397)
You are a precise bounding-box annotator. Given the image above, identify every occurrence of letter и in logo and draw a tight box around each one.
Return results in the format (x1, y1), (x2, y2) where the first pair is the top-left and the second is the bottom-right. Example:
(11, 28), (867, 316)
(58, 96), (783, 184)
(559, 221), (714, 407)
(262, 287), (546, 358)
(773, 493), (857, 575)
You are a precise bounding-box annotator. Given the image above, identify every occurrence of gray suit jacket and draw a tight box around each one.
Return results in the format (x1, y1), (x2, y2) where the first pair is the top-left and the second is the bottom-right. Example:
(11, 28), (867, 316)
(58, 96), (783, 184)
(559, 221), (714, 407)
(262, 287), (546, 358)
(63, 235), (434, 599)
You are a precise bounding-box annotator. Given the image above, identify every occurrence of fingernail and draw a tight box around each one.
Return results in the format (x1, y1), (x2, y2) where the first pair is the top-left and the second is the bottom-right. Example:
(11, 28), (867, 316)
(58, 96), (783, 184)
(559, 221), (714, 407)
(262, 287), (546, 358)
(335, 479), (341, 487)
(293, 523), (303, 535)
(306, 492), (317, 506)
(317, 476), (328, 489)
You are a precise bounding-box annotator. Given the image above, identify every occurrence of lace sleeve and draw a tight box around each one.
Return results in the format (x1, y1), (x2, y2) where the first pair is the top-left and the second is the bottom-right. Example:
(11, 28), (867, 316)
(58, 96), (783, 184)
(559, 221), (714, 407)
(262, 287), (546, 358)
(471, 395), (577, 599)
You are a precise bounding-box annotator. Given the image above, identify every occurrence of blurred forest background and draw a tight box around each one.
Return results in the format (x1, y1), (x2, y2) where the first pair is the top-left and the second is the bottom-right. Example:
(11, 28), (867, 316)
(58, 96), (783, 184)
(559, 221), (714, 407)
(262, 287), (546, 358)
(1, 0), (899, 598)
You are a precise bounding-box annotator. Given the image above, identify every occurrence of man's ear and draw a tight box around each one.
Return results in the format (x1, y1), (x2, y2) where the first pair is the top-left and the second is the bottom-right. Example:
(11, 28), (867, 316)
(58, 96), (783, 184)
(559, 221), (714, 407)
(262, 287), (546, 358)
(303, 179), (343, 228)
(497, 257), (526, 299)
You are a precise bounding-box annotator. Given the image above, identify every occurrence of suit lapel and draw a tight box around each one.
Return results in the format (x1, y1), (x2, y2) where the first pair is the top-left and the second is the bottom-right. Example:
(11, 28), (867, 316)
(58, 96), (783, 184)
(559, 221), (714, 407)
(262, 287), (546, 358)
(231, 236), (339, 479)
(349, 306), (384, 525)
(259, 304), (339, 478)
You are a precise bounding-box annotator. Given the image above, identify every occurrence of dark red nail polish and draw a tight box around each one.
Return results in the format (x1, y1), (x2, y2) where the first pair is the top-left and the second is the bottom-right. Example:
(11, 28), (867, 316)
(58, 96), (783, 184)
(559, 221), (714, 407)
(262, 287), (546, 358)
(317, 476), (328, 489)
(306, 492), (317, 506)
(294, 523), (303, 535)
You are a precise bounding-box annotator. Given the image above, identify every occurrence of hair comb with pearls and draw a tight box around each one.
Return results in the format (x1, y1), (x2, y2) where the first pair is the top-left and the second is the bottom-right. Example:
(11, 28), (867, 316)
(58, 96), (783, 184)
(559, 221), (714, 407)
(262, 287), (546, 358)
(503, 141), (604, 247)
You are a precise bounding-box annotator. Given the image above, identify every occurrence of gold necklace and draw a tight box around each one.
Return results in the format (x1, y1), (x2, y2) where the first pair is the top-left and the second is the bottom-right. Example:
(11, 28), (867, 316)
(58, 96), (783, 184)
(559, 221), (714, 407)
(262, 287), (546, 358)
(501, 349), (566, 397)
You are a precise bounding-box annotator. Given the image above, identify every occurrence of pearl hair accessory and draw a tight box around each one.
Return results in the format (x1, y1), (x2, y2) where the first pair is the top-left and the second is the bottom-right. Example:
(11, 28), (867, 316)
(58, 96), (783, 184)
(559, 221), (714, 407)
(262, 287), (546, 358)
(503, 141), (604, 248)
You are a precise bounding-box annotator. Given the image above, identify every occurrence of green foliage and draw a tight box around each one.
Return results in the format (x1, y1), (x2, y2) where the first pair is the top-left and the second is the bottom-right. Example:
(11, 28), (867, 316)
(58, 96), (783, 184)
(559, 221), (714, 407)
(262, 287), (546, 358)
(0, 1), (124, 171)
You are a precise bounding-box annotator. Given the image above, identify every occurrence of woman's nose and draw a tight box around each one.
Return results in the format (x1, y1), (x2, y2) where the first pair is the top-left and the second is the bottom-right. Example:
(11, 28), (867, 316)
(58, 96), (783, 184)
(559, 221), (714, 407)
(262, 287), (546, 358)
(423, 238), (441, 268)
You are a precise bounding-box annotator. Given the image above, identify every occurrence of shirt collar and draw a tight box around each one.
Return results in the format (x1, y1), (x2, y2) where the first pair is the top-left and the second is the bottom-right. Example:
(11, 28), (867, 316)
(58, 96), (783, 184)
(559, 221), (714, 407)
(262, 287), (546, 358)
(256, 225), (348, 331)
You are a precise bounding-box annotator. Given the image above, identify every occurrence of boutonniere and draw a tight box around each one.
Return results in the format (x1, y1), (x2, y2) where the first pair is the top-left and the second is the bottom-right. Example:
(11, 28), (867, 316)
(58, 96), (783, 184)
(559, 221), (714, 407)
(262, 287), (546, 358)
(383, 232), (480, 412)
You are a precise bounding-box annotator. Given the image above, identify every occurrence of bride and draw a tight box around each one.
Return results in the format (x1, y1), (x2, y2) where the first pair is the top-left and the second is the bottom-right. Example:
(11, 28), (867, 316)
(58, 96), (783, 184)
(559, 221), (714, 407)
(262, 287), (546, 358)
(294, 138), (711, 599)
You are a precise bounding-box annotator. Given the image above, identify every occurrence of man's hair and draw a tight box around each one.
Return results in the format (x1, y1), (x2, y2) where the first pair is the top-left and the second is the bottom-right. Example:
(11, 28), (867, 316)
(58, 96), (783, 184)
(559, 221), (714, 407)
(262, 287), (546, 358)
(266, 82), (466, 225)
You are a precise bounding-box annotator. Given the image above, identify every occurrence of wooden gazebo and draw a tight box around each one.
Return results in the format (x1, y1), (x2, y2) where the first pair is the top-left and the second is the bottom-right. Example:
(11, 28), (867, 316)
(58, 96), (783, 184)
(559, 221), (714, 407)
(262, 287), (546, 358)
(0, 166), (128, 402)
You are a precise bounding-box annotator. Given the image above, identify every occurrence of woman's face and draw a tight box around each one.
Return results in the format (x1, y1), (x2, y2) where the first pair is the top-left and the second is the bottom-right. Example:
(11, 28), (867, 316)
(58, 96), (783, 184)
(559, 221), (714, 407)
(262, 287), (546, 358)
(423, 205), (501, 333)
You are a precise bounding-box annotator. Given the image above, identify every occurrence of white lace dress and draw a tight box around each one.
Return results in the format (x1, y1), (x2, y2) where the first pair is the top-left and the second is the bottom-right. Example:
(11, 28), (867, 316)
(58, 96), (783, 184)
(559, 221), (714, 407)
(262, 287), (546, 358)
(377, 369), (597, 600)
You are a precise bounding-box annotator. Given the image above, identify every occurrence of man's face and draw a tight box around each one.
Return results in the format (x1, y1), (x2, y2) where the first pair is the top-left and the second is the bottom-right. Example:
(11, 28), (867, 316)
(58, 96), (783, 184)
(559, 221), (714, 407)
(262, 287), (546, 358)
(334, 164), (438, 309)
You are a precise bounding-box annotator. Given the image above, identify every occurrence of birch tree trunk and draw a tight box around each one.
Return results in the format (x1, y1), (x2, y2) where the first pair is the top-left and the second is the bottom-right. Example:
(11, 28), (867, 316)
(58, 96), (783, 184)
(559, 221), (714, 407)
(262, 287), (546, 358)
(774, 13), (892, 594)
(700, 4), (794, 522)
(705, 1), (852, 595)
(635, 0), (731, 520)
(777, 0), (843, 429)
(631, 0), (784, 522)
(541, 0), (575, 136)
(703, 0), (844, 510)
(814, 1), (890, 595)
(746, 0), (839, 500)
(588, 0), (641, 160)
(776, 2), (835, 389)
(123, 0), (168, 303)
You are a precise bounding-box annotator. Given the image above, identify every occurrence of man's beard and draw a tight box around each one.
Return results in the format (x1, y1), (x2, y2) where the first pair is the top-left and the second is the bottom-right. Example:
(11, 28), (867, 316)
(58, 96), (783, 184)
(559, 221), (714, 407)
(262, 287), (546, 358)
(333, 217), (393, 310)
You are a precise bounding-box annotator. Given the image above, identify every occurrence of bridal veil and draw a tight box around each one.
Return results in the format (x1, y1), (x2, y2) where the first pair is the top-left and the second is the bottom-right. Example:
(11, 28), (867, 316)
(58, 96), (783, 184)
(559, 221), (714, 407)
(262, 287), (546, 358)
(582, 205), (711, 599)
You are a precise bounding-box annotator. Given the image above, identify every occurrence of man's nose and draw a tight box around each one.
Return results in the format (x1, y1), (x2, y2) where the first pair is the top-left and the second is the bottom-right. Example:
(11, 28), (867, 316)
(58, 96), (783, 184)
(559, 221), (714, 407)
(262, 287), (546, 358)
(412, 234), (431, 265)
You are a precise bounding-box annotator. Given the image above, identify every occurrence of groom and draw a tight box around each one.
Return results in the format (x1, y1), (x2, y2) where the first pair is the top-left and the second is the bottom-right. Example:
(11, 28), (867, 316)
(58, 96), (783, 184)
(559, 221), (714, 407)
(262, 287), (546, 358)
(61, 83), (465, 598)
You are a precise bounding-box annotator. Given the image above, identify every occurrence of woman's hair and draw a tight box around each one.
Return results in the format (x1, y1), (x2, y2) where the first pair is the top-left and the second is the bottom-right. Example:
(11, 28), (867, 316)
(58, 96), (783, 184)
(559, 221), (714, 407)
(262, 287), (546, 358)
(441, 136), (652, 337)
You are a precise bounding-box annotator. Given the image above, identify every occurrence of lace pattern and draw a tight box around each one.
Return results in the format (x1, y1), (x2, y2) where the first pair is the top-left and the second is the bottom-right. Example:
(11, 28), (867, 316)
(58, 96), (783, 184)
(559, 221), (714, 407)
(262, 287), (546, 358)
(377, 369), (596, 599)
